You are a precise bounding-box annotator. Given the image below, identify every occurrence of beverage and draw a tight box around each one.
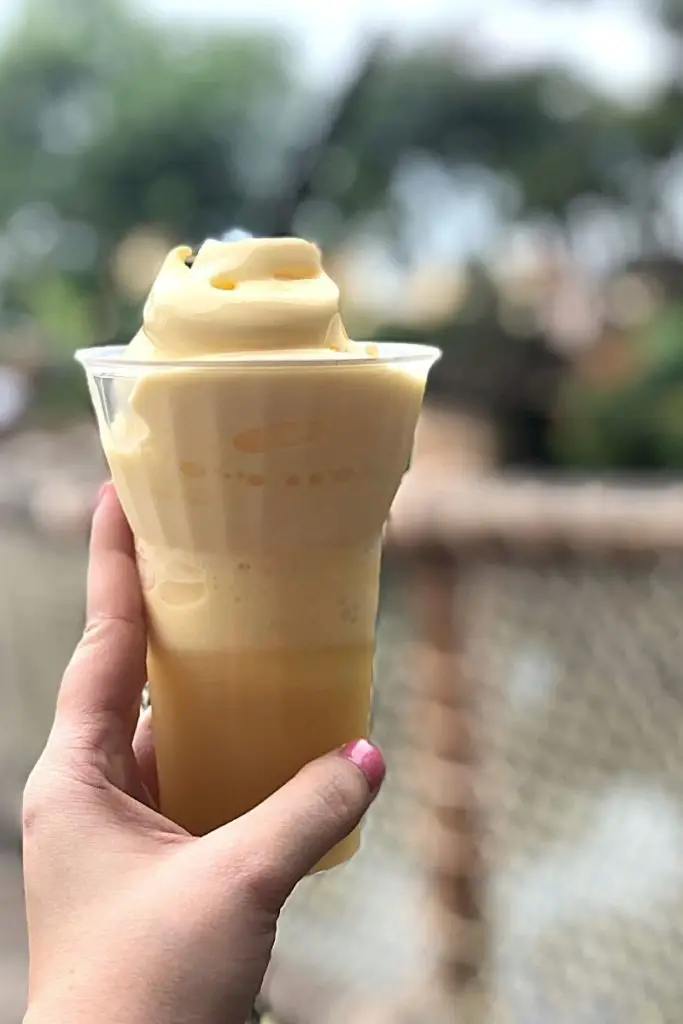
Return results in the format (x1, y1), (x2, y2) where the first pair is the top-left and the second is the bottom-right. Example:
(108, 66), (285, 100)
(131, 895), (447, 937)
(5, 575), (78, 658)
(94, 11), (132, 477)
(77, 237), (439, 869)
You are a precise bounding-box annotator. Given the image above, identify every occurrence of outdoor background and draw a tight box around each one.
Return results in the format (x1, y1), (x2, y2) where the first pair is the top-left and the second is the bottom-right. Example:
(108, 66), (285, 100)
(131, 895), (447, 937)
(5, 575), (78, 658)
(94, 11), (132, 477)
(3, 0), (683, 1021)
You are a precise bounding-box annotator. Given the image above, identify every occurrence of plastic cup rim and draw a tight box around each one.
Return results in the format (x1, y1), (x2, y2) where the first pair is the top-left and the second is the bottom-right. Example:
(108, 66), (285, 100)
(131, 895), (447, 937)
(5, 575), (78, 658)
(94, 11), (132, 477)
(74, 341), (442, 374)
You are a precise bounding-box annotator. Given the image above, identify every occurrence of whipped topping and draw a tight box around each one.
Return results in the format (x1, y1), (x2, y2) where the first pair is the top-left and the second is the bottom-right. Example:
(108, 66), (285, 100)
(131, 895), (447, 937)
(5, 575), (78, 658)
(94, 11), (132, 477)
(127, 237), (355, 358)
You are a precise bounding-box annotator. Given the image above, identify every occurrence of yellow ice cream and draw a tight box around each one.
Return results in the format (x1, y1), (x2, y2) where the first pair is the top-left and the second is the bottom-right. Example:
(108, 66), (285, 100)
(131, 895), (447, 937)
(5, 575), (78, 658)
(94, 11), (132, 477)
(88, 235), (436, 869)
(127, 236), (354, 358)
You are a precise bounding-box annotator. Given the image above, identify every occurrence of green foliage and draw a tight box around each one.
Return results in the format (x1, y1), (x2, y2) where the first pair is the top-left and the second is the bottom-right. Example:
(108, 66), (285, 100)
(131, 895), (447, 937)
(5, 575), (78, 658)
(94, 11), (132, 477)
(0, 0), (292, 352)
(2, 0), (683, 465)
(553, 305), (683, 469)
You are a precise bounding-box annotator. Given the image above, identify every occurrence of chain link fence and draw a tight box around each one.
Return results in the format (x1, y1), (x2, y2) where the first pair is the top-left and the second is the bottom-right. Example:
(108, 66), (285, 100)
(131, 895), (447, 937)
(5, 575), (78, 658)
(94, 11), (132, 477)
(0, 517), (87, 835)
(262, 541), (683, 1023)
(270, 571), (431, 1009)
(0, 516), (87, 1024)
(459, 550), (683, 1022)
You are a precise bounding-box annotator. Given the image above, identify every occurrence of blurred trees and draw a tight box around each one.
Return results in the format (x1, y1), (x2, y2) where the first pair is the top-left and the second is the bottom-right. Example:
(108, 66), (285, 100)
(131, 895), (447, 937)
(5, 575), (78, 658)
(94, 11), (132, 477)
(2, 0), (683, 466)
(553, 267), (683, 470)
(0, 0), (291, 351)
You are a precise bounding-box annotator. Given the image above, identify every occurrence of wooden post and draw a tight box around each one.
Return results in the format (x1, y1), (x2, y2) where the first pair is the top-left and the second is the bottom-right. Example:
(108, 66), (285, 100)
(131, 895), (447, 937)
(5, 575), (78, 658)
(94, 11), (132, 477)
(412, 550), (489, 1021)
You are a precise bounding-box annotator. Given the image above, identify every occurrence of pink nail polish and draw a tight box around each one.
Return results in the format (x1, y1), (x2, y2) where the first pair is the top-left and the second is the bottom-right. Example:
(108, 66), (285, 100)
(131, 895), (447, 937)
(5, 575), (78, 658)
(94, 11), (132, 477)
(339, 739), (386, 796)
(96, 481), (111, 506)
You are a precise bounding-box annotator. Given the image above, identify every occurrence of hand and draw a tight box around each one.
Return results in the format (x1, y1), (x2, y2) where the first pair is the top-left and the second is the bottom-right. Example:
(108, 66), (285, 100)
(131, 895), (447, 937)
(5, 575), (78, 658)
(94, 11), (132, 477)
(22, 484), (385, 1024)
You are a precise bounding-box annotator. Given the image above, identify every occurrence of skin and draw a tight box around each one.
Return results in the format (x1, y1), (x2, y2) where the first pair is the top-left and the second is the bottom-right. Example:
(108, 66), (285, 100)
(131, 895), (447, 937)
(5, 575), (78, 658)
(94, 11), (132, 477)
(22, 483), (385, 1024)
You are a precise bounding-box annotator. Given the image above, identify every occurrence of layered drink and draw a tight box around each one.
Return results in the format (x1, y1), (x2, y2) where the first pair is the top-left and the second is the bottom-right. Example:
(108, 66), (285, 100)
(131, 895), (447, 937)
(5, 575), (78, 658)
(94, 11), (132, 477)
(77, 237), (439, 869)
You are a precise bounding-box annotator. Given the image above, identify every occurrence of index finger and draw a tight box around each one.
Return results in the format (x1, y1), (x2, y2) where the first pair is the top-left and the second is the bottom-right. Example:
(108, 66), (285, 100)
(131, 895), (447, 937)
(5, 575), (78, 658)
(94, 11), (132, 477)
(53, 482), (147, 750)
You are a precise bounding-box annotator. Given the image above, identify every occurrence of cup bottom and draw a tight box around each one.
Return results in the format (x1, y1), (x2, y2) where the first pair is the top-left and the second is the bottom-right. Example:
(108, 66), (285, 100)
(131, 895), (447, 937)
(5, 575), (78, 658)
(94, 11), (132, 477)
(148, 641), (374, 864)
(312, 827), (361, 873)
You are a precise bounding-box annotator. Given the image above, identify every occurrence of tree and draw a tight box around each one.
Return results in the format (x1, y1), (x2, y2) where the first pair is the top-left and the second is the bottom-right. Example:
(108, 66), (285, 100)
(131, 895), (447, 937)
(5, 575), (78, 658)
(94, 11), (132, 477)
(5, 0), (683, 468)
(0, 0), (292, 352)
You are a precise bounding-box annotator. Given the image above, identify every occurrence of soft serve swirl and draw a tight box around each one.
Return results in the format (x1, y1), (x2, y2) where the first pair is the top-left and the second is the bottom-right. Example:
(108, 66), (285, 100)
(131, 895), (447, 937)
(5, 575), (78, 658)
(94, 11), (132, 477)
(127, 237), (354, 359)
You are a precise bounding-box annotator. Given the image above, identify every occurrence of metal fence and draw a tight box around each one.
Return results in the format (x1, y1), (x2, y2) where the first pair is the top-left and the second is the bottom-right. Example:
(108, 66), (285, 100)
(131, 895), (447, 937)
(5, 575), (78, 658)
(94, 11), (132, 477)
(267, 476), (683, 1023)
(0, 517), (87, 836)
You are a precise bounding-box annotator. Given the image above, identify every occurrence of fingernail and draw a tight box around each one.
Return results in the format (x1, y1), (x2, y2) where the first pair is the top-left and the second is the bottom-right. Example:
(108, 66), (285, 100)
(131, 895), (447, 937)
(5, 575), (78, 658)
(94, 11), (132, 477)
(96, 481), (112, 507)
(339, 739), (385, 797)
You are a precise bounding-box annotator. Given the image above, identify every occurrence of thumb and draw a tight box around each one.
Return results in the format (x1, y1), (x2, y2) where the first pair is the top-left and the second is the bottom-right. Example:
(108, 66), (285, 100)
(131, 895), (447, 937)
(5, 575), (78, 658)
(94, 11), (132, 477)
(207, 741), (385, 905)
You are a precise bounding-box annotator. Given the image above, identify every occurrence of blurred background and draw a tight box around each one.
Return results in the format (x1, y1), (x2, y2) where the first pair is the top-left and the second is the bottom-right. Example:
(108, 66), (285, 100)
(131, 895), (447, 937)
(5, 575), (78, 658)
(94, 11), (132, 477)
(5, 0), (683, 1021)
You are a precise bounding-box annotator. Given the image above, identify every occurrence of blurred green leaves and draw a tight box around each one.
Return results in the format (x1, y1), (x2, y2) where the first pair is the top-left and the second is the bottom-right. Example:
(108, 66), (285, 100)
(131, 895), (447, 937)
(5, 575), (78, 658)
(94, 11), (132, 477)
(3, 0), (683, 467)
(554, 304), (683, 470)
(0, 0), (292, 353)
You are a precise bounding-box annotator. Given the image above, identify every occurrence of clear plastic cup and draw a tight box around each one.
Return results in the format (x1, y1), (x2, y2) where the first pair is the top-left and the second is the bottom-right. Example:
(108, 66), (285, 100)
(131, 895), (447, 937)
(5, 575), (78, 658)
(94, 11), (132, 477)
(76, 342), (440, 869)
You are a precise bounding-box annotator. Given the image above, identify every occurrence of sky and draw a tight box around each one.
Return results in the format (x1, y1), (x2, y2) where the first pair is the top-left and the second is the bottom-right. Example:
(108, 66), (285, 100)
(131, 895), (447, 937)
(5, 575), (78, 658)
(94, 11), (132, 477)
(148, 0), (677, 102)
(0, 0), (677, 104)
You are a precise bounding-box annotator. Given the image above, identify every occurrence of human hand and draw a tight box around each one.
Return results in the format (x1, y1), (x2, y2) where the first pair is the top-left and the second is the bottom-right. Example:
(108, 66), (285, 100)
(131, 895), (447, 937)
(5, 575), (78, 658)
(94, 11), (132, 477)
(22, 483), (385, 1024)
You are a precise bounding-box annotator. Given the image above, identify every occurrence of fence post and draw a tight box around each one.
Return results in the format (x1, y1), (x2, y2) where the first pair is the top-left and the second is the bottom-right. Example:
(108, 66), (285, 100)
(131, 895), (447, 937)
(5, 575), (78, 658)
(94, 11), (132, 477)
(412, 549), (490, 1022)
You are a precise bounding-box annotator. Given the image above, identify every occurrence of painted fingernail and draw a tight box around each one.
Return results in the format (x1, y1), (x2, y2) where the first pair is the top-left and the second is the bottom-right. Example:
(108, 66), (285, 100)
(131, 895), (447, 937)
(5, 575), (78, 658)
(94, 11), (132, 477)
(339, 739), (386, 797)
(96, 480), (112, 506)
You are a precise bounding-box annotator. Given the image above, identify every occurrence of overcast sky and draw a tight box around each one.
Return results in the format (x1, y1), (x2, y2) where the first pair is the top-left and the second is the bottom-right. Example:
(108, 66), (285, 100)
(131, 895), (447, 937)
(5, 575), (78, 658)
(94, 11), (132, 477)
(0, 0), (677, 103)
